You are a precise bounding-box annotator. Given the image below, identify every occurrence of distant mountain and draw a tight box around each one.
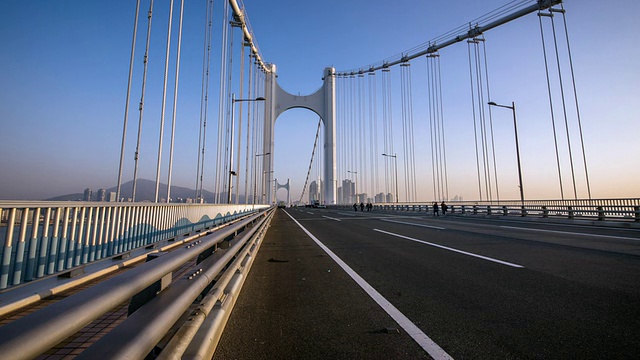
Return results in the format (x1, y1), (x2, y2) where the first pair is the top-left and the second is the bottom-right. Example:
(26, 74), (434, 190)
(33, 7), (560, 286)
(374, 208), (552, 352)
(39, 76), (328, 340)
(45, 179), (247, 203)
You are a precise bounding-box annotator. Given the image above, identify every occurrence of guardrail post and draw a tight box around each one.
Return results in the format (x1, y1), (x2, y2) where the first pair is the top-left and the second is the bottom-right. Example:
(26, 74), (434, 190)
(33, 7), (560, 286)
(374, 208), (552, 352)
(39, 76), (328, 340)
(542, 206), (548, 218)
(128, 252), (172, 315)
(568, 206), (574, 219)
(635, 206), (640, 222)
(461, 205), (466, 215)
(502, 206), (508, 216)
(473, 205), (477, 215)
(597, 206), (605, 221)
(487, 206), (492, 216)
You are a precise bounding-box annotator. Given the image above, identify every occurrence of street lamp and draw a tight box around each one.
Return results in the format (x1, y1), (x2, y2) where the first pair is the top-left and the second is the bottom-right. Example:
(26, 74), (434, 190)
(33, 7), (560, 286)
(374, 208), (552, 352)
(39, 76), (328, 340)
(488, 101), (525, 209)
(382, 153), (399, 203)
(347, 170), (358, 203)
(253, 152), (270, 204)
(228, 93), (265, 203)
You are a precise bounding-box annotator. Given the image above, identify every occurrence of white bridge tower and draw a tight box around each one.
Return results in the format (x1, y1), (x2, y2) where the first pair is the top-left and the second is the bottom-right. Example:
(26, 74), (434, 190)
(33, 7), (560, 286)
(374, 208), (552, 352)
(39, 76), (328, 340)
(262, 66), (336, 205)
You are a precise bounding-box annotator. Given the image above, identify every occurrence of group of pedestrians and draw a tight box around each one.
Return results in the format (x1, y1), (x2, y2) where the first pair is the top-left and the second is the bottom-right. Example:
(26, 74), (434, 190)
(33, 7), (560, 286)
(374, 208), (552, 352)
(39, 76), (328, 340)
(353, 202), (373, 211)
(432, 201), (448, 216)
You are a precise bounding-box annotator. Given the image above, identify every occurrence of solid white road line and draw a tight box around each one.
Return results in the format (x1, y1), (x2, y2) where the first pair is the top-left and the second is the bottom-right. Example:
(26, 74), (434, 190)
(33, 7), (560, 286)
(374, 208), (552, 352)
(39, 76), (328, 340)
(283, 210), (453, 360)
(500, 226), (640, 241)
(307, 212), (315, 215)
(381, 219), (446, 230)
(322, 215), (341, 221)
(374, 229), (524, 269)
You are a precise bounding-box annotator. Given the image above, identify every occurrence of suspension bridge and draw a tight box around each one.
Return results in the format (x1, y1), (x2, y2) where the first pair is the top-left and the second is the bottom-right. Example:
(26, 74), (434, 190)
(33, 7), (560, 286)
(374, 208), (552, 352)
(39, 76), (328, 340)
(1, 0), (639, 359)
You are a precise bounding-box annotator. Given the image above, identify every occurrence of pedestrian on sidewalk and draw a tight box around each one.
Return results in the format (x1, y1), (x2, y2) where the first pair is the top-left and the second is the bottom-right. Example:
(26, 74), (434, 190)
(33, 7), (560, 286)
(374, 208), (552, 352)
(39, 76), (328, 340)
(353, 203), (358, 211)
(433, 202), (439, 216)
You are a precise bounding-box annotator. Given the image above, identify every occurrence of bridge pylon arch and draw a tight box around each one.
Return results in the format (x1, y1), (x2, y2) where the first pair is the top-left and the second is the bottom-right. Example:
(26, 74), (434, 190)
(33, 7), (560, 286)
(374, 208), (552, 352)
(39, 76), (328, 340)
(262, 65), (336, 205)
(275, 178), (291, 206)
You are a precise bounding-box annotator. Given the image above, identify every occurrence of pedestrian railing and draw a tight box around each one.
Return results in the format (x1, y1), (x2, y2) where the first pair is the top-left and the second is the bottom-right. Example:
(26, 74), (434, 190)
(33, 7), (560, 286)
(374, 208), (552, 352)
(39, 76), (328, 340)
(335, 198), (640, 223)
(0, 201), (269, 289)
(0, 207), (274, 360)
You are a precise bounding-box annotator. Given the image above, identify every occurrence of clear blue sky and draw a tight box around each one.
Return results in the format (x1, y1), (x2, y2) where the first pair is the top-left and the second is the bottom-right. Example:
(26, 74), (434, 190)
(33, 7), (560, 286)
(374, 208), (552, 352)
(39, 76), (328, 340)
(0, 0), (638, 201)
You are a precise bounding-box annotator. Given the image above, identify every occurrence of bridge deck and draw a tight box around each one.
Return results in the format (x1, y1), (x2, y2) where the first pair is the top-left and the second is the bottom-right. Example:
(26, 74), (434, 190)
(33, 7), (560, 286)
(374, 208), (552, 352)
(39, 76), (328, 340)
(214, 208), (431, 359)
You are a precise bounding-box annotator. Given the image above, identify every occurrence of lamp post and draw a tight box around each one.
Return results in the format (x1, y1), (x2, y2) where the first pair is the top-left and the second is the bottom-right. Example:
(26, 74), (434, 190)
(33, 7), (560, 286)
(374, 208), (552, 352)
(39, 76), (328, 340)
(228, 93), (265, 203)
(382, 153), (398, 203)
(347, 170), (358, 203)
(253, 152), (270, 204)
(488, 101), (525, 209)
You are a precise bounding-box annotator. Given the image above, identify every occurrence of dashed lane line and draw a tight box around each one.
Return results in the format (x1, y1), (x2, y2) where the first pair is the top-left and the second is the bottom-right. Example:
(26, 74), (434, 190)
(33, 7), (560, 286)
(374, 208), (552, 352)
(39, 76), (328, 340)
(322, 216), (341, 221)
(381, 219), (446, 230)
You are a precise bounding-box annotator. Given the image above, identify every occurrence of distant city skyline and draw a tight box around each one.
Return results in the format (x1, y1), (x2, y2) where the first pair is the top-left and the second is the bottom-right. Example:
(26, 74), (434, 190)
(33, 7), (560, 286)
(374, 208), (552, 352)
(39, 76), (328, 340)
(1, 0), (638, 201)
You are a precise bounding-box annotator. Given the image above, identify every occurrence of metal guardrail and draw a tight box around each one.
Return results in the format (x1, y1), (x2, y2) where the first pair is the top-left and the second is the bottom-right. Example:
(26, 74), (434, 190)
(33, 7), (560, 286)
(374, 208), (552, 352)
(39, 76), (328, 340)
(340, 198), (640, 223)
(0, 202), (269, 289)
(0, 207), (275, 360)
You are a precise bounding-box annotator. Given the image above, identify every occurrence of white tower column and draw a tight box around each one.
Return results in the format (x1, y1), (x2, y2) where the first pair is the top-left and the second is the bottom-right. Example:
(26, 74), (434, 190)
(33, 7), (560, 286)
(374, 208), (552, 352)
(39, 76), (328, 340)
(322, 68), (337, 204)
(262, 65), (336, 205)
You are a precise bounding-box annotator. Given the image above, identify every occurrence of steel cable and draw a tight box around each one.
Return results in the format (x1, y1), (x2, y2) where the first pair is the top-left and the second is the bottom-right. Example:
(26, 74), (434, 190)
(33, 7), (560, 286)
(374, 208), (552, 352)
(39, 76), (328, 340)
(538, 12), (565, 200)
(116, 0), (141, 202)
(132, 0), (155, 202)
(167, 0), (185, 203)
(154, 0), (175, 203)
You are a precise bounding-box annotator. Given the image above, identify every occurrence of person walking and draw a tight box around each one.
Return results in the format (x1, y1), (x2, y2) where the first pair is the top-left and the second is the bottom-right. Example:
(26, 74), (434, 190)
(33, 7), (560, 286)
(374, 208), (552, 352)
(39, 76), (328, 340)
(433, 202), (439, 216)
(441, 201), (448, 215)
(353, 203), (358, 211)
(360, 202), (365, 212)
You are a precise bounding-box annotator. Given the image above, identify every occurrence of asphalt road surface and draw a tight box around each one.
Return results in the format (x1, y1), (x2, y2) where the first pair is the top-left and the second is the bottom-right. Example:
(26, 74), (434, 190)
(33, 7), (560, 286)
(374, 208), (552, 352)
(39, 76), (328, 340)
(215, 208), (640, 359)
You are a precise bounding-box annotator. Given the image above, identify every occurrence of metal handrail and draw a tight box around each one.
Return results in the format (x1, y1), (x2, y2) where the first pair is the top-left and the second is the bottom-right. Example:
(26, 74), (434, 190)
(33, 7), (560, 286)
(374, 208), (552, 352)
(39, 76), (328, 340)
(368, 199), (640, 222)
(0, 202), (269, 289)
(0, 209), (272, 360)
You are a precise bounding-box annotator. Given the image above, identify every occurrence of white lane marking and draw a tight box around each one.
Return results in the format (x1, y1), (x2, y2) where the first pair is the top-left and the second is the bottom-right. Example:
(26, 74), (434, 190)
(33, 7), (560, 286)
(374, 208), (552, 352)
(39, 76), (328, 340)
(307, 212), (315, 215)
(500, 226), (640, 241)
(283, 210), (453, 360)
(381, 219), (446, 230)
(374, 229), (524, 269)
(338, 213), (355, 216)
(322, 215), (341, 222)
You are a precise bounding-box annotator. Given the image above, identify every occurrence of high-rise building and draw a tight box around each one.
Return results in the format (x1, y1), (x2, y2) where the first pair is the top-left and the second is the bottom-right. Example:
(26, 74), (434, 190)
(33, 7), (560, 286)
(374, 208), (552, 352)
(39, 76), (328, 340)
(386, 193), (394, 203)
(108, 192), (117, 202)
(83, 188), (92, 202)
(341, 179), (355, 204)
(97, 189), (106, 202)
(309, 180), (323, 204)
